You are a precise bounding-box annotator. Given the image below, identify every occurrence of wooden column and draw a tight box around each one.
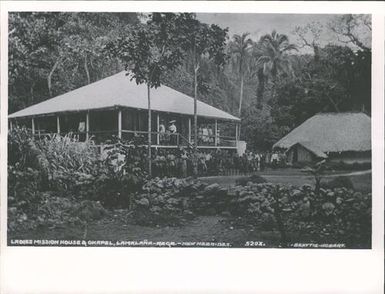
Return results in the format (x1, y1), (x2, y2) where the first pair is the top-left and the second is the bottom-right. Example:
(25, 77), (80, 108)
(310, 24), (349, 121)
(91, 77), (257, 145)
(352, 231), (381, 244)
(235, 123), (239, 142)
(31, 117), (35, 135)
(156, 113), (160, 145)
(56, 116), (60, 134)
(118, 109), (122, 139)
(86, 112), (90, 140)
(188, 117), (191, 144)
(214, 119), (218, 146)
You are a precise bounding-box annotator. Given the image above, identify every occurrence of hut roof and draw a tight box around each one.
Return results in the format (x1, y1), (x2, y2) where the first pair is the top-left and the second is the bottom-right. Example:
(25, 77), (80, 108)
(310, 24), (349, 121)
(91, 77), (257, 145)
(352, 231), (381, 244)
(273, 112), (371, 153)
(9, 71), (240, 121)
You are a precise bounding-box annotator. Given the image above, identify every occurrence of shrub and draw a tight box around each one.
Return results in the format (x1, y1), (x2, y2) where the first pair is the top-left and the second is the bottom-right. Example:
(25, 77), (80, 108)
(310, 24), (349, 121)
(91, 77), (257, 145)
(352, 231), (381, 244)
(8, 126), (32, 167)
(92, 142), (147, 208)
(8, 127), (147, 235)
(132, 177), (204, 225)
(35, 133), (100, 194)
(228, 183), (371, 247)
(9, 128), (147, 206)
(7, 166), (42, 232)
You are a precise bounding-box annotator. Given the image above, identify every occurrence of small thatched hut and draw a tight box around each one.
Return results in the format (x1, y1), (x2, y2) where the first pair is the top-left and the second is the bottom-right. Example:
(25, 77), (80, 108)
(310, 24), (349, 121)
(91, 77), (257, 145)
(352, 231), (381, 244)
(273, 112), (371, 164)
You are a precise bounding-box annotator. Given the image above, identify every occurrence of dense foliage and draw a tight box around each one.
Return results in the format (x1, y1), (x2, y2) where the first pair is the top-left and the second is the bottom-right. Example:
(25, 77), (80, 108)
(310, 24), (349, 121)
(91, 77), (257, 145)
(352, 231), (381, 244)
(9, 12), (139, 113)
(7, 127), (145, 233)
(8, 13), (372, 247)
(9, 13), (371, 151)
(8, 127), (370, 247)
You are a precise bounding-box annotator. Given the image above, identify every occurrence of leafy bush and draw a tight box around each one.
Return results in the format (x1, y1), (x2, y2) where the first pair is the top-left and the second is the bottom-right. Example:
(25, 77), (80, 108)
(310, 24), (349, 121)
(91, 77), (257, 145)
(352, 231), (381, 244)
(7, 127), (145, 235)
(7, 166), (42, 232)
(35, 133), (100, 194)
(228, 183), (371, 247)
(8, 126), (32, 167)
(8, 189), (107, 236)
(132, 178), (245, 226)
(9, 127), (147, 205)
(132, 177), (205, 225)
(92, 142), (147, 208)
(127, 175), (371, 247)
(8, 127), (46, 232)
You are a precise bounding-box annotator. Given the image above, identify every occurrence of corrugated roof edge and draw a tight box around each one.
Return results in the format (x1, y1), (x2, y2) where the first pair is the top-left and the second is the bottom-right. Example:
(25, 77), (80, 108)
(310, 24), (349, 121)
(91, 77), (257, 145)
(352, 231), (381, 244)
(9, 103), (240, 121)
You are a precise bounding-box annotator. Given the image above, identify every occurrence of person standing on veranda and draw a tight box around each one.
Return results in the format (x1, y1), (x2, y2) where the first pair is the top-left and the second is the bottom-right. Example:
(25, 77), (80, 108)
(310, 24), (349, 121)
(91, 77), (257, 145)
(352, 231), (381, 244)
(169, 120), (177, 145)
(159, 119), (166, 144)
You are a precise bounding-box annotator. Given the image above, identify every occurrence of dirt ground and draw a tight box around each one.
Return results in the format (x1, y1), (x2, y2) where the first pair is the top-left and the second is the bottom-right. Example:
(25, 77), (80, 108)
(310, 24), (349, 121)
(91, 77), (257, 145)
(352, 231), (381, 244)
(11, 213), (284, 248)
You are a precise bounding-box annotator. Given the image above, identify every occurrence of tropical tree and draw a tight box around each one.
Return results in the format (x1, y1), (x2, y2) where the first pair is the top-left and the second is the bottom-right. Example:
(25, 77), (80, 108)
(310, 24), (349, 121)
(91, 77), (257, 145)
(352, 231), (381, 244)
(254, 30), (297, 105)
(8, 12), (138, 113)
(328, 14), (371, 51)
(228, 33), (253, 118)
(105, 13), (185, 176)
(294, 21), (323, 60)
(175, 14), (228, 150)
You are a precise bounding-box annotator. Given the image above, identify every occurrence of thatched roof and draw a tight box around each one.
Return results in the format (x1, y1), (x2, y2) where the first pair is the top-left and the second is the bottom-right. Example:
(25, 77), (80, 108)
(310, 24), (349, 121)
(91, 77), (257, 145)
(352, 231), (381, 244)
(9, 71), (240, 121)
(273, 112), (371, 153)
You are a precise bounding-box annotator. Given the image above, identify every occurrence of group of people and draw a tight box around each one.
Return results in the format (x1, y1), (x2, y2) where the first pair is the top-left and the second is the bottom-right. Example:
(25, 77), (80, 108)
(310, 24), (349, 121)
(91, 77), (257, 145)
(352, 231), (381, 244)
(148, 148), (288, 178)
(239, 150), (287, 172)
(197, 125), (217, 145)
(121, 142), (288, 178)
(158, 120), (223, 146)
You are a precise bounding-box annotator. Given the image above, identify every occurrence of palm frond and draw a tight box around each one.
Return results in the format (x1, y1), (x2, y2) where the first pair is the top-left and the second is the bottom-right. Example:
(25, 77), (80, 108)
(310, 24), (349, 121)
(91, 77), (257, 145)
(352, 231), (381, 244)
(282, 44), (298, 52)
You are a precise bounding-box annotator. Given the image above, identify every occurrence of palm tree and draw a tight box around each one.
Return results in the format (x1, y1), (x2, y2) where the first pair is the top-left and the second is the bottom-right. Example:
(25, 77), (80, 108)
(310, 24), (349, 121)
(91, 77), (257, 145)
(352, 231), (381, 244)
(254, 30), (297, 105)
(229, 33), (253, 117)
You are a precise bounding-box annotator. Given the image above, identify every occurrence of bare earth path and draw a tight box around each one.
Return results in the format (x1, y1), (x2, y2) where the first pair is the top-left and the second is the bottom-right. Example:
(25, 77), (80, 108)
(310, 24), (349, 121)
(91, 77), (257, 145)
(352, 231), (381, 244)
(12, 214), (281, 247)
(86, 214), (279, 247)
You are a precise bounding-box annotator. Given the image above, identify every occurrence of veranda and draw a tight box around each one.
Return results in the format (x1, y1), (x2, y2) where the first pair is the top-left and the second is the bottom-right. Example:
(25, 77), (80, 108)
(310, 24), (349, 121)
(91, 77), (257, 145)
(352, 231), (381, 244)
(10, 107), (239, 150)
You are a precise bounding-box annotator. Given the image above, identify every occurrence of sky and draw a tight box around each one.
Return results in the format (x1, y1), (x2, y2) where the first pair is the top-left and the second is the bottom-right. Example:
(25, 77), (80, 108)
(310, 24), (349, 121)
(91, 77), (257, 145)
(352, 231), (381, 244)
(196, 13), (340, 52)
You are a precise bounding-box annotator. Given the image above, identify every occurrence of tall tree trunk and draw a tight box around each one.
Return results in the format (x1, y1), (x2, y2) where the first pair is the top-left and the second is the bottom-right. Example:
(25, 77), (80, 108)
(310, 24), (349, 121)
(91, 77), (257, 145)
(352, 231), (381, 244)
(194, 64), (199, 150)
(271, 76), (277, 103)
(147, 84), (152, 177)
(313, 44), (320, 62)
(84, 54), (91, 84)
(256, 68), (265, 107)
(30, 81), (35, 104)
(47, 57), (62, 97)
(238, 75), (244, 117)
(238, 75), (244, 139)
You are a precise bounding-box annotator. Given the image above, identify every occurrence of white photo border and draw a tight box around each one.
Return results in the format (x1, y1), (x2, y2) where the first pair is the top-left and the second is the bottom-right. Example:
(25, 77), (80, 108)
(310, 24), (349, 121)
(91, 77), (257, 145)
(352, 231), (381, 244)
(1, 1), (384, 293)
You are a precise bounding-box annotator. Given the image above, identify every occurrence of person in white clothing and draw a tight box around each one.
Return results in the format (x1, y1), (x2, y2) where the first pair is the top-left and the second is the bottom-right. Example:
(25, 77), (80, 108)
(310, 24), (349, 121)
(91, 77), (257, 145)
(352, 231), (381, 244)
(271, 152), (279, 169)
(169, 120), (177, 145)
(169, 120), (177, 133)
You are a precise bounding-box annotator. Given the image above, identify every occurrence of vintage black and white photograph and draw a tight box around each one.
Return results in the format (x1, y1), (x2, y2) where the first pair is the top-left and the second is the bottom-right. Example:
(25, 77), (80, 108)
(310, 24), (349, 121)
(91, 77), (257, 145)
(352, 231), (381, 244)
(7, 12), (372, 249)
